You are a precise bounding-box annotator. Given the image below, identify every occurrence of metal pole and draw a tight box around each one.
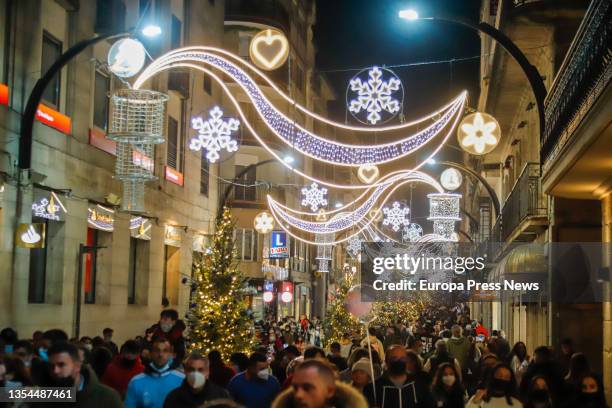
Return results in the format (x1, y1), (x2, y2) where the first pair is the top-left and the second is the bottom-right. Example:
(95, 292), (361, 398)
(75, 244), (85, 339)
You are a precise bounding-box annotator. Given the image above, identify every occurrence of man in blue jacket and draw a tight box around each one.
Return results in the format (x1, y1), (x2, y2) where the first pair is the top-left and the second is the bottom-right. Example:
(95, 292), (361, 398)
(125, 337), (184, 408)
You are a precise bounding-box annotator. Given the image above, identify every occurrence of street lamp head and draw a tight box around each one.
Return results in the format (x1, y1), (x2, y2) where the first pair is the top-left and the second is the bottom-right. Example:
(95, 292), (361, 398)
(283, 155), (295, 164)
(426, 158), (436, 165)
(399, 9), (419, 21)
(334, 202), (343, 208)
(141, 24), (162, 37)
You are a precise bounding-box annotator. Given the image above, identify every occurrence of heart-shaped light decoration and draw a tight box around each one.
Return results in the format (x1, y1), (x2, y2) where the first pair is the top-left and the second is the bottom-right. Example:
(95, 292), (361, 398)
(357, 164), (380, 184)
(369, 208), (383, 222)
(249, 29), (289, 71)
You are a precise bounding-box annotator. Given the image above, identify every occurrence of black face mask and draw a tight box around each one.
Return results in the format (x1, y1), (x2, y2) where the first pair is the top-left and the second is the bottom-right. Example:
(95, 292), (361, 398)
(51, 376), (75, 388)
(120, 358), (137, 368)
(489, 378), (512, 397)
(579, 392), (599, 402)
(529, 389), (549, 403)
(387, 359), (406, 376)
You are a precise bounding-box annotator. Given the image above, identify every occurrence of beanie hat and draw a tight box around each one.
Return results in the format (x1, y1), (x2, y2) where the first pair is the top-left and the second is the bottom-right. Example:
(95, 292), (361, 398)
(351, 358), (372, 378)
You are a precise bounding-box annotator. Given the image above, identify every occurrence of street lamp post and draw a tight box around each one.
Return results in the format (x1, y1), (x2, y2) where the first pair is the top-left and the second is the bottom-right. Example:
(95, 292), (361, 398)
(399, 11), (547, 142)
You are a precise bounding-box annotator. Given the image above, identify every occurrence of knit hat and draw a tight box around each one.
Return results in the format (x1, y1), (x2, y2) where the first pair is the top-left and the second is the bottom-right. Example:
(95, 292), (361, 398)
(351, 358), (372, 378)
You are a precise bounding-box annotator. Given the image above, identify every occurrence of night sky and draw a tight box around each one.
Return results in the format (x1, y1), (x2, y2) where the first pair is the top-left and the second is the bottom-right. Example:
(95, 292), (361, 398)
(313, 0), (481, 119)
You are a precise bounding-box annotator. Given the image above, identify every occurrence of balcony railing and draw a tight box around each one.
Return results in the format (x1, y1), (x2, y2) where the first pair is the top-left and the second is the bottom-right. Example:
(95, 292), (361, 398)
(541, 0), (612, 165)
(478, 163), (548, 259)
(218, 179), (286, 206)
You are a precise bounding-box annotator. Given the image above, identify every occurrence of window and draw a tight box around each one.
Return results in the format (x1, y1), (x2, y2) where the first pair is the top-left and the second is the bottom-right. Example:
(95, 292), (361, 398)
(234, 228), (258, 261)
(171, 14), (182, 49)
(479, 201), (491, 243)
(84, 228), (99, 304)
(238, 34), (252, 58)
(234, 165), (256, 201)
(167, 116), (178, 169)
(93, 70), (110, 130)
(28, 217), (48, 303)
(200, 150), (209, 195)
(203, 74), (212, 95)
(128, 238), (138, 304)
(41, 31), (62, 107)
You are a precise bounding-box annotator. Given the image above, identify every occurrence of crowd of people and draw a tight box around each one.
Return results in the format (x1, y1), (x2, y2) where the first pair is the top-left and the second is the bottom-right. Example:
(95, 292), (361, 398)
(0, 305), (609, 408)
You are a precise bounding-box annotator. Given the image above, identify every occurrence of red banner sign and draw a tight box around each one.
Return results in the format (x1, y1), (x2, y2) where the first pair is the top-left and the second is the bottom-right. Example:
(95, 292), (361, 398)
(165, 166), (184, 186)
(35, 104), (71, 134)
(89, 128), (117, 155)
(0, 84), (8, 106)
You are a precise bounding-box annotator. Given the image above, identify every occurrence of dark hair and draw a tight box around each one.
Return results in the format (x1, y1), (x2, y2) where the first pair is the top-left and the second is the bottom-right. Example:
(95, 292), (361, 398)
(405, 350), (423, 372)
(47, 342), (79, 361)
(303, 346), (325, 359)
(91, 346), (113, 378)
(248, 352), (267, 368)
(295, 359), (335, 383)
(566, 352), (590, 387)
(2, 356), (33, 386)
(120, 340), (141, 355)
(102, 328), (113, 335)
(368, 327), (377, 336)
(230, 352), (249, 372)
(13, 340), (33, 355)
(533, 346), (552, 360)
(284, 345), (301, 357)
(484, 363), (518, 404)
(0, 328), (18, 344)
(510, 341), (527, 362)
(329, 342), (341, 352)
(151, 337), (172, 348)
(432, 362), (462, 392)
(42, 329), (68, 345)
(160, 309), (179, 320)
(578, 373), (607, 406)
(208, 350), (223, 364)
(560, 338), (573, 347)
(79, 336), (93, 343)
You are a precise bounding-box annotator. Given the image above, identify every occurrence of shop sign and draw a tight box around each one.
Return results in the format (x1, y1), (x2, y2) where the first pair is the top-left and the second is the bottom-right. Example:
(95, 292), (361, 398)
(0, 83), (8, 106)
(36, 104), (71, 134)
(32, 190), (67, 221)
(269, 230), (289, 259)
(130, 216), (151, 240)
(133, 150), (154, 172)
(165, 166), (184, 186)
(192, 234), (210, 253)
(16, 223), (46, 248)
(87, 204), (115, 231)
(89, 128), (117, 156)
(164, 225), (182, 247)
(262, 262), (288, 280)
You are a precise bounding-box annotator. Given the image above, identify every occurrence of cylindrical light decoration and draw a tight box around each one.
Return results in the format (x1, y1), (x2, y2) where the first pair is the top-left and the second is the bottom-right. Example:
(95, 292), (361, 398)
(457, 112), (501, 155)
(315, 232), (333, 272)
(108, 89), (168, 212)
(427, 193), (461, 240)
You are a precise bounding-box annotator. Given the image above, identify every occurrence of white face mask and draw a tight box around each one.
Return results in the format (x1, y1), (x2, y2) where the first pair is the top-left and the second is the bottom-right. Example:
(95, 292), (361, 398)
(442, 375), (456, 386)
(186, 371), (206, 389)
(257, 369), (269, 381)
(160, 322), (173, 333)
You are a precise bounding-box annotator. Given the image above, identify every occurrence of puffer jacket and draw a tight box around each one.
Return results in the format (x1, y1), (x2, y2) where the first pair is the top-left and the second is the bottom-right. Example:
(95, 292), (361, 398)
(272, 381), (368, 408)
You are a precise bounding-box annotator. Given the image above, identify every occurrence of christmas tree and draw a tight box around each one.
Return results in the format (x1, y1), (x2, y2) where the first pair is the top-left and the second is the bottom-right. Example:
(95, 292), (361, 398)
(187, 207), (255, 358)
(323, 273), (364, 346)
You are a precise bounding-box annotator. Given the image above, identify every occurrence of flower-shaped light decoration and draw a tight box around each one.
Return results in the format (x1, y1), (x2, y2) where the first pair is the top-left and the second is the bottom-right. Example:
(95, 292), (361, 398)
(457, 112), (500, 155)
(253, 211), (275, 234)
(382, 201), (410, 232)
(301, 183), (328, 212)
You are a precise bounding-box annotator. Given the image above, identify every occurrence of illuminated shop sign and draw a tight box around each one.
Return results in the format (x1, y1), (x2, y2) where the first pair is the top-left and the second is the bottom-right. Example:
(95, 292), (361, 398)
(164, 166), (184, 186)
(164, 225), (182, 247)
(89, 128), (117, 156)
(35, 104), (72, 134)
(133, 150), (154, 172)
(0, 84), (8, 106)
(32, 190), (67, 221)
(192, 234), (210, 253)
(87, 204), (115, 231)
(130, 217), (151, 240)
(16, 223), (46, 248)
(269, 230), (289, 259)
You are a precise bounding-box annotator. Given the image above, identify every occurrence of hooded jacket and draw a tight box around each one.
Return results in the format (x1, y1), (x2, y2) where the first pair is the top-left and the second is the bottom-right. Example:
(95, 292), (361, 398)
(124, 361), (185, 408)
(163, 379), (229, 408)
(102, 355), (145, 398)
(272, 381), (368, 408)
(447, 337), (471, 370)
(40, 366), (122, 408)
(363, 372), (435, 408)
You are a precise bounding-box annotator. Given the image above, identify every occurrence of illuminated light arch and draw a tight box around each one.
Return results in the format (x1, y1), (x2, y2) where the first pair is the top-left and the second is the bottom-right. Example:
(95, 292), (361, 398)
(139, 61), (459, 190)
(133, 48), (467, 166)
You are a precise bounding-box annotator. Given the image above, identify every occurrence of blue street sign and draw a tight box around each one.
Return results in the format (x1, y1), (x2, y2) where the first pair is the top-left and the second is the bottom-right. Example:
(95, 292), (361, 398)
(270, 230), (289, 258)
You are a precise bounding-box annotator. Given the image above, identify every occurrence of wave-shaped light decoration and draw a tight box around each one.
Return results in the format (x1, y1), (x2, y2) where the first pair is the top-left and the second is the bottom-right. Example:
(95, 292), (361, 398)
(134, 48), (467, 166)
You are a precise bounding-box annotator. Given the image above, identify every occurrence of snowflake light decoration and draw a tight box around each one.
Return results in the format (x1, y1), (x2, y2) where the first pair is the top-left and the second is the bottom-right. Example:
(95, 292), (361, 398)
(382, 201), (410, 232)
(346, 236), (362, 257)
(403, 223), (423, 242)
(347, 66), (403, 125)
(301, 183), (328, 212)
(189, 106), (240, 163)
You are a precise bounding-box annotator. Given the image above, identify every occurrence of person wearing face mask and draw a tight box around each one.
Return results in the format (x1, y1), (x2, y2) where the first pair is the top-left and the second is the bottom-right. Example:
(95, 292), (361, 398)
(571, 374), (608, 408)
(102, 340), (145, 398)
(46, 342), (122, 408)
(12, 340), (36, 373)
(424, 340), (463, 384)
(149, 309), (187, 362)
(124, 338), (184, 408)
(431, 362), (466, 408)
(227, 352), (281, 408)
(523, 375), (553, 408)
(466, 363), (521, 407)
(163, 353), (229, 408)
(363, 345), (434, 408)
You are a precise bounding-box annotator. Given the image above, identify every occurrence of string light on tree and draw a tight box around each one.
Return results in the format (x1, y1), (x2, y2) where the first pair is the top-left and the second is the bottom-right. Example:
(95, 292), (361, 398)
(189, 106), (240, 163)
(382, 201), (410, 232)
(347, 66), (403, 125)
(301, 183), (328, 212)
(457, 112), (500, 155)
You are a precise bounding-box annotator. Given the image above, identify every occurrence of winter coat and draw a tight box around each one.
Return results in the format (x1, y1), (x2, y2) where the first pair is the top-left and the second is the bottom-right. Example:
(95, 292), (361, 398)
(124, 363), (185, 408)
(163, 379), (229, 408)
(149, 320), (186, 362)
(447, 337), (471, 370)
(272, 381), (368, 408)
(101, 355), (145, 398)
(363, 372), (435, 408)
(208, 362), (236, 388)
